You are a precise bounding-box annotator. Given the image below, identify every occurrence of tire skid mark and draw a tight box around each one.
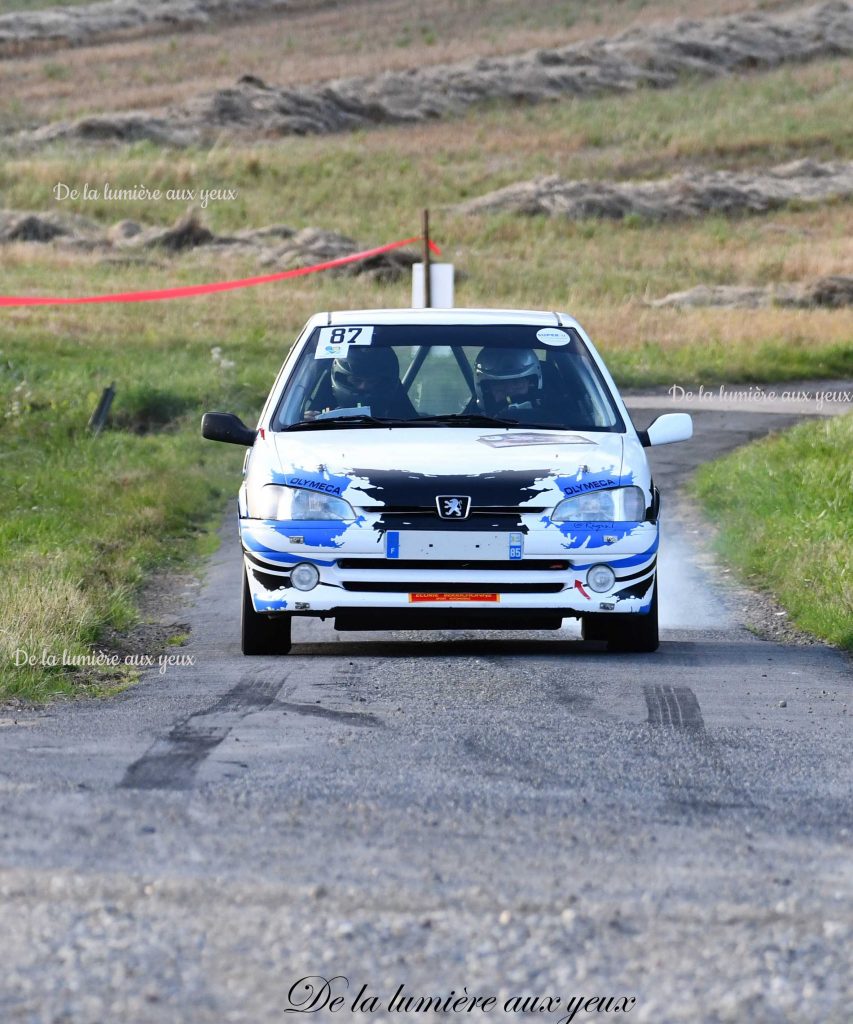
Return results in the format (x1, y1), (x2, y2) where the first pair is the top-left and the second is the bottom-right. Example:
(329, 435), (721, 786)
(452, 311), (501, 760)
(121, 727), (229, 791)
(278, 701), (382, 727)
(120, 672), (285, 791)
(644, 684), (705, 731)
(642, 685), (759, 818)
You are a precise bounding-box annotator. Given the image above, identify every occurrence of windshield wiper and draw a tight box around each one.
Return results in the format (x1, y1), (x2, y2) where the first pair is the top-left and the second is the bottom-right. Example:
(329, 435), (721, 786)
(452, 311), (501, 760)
(413, 413), (518, 427)
(283, 412), (530, 431)
(283, 414), (413, 431)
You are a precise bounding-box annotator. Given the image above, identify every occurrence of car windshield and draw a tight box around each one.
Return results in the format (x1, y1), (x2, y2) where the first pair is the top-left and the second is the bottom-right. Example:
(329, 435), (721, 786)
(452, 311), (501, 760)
(271, 323), (624, 432)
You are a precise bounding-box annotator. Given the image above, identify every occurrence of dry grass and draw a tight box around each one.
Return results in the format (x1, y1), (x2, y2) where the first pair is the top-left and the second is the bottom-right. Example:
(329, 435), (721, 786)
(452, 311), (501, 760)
(0, 557), (99, 700)
(0, 0), (787, 127)
(585, 305), (853, 366)
(1, 197), (850, 389)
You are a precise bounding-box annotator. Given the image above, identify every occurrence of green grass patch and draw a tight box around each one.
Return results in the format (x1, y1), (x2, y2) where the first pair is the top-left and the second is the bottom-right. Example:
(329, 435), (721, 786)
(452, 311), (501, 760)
(692, 414), (853, 651)
(0, 320), (260, 701)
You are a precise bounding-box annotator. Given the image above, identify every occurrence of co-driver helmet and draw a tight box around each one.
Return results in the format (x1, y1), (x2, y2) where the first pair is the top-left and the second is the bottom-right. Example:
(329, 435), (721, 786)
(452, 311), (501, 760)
(473, 347), (543, 409)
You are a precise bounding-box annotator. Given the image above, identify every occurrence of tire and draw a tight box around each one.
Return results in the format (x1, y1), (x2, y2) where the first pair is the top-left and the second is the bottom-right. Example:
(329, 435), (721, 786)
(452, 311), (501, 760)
(581, 613), (611, 643)
(581, 582), (659, 653)
(241, 569), (293, 655)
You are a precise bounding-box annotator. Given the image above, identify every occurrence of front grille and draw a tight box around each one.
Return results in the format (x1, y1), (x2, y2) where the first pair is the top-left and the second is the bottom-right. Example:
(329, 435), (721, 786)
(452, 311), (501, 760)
(337, 558), (570, 571)
(341, 582), (565, 594)
(377, 505), (547, 516)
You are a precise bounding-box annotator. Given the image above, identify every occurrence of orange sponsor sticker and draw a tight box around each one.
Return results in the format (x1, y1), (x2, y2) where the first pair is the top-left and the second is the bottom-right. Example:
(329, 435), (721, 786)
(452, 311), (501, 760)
(409, 593), (500, 603)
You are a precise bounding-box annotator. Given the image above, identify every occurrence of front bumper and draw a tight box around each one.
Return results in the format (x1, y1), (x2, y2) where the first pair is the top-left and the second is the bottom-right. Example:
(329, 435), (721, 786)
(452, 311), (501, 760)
(240, 519), (657, 618)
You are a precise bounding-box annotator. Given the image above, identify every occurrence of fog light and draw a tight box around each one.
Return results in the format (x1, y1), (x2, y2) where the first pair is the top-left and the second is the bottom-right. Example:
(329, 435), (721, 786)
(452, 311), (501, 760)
(290, 562), (320, 591)
(587, 564), (616, 593)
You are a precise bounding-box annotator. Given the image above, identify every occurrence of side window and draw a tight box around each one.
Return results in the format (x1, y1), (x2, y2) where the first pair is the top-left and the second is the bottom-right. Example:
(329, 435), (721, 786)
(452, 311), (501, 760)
(408, 347), (474, 415)
(305, 364), (332, 413)
(272, 345), (329, 428)
(542, 350), (613, 429)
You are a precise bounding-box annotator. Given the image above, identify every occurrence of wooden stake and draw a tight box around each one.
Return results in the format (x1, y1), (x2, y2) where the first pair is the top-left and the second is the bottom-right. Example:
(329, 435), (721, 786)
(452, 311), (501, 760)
(422, 208), (431, 308)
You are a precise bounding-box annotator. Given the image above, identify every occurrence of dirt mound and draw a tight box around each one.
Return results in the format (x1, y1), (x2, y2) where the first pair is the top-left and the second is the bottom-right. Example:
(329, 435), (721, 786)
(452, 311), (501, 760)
(16, 1), (853, 148)
(455, 159), (853, 220)
(0, 209), (416, 280)
(0, 208), (103, 245)
(650, 276), (853, 309)
(0, 0), (293, 55)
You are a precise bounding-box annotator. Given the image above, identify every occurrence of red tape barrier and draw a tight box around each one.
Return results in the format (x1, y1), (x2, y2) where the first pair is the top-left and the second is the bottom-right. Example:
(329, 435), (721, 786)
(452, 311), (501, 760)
(0, 235), (441, 307)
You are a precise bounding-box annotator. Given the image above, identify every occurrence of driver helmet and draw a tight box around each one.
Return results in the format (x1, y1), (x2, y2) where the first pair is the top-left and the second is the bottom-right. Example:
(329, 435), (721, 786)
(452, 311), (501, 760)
(474, 347), (543, 410)
(331, 346), (401, 406)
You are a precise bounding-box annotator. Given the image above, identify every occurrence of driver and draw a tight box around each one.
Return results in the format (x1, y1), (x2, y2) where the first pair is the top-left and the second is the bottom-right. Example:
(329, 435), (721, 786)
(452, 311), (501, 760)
(471, 347), (545, 416)
(311, 346), (417, 419)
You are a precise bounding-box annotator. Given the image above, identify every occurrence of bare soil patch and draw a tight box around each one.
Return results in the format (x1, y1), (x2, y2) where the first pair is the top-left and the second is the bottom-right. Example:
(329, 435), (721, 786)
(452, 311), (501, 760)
(13, 1), (851, 148)
(455, 158), (853, 220)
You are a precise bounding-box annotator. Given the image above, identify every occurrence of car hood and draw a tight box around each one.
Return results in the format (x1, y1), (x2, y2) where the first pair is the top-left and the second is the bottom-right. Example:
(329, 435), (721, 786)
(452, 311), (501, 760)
(268, 427), (629, 508)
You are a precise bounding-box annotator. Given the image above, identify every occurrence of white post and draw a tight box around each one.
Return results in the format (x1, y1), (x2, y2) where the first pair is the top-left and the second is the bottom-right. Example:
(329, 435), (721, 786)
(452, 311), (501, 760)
(412, 263), (454, 308)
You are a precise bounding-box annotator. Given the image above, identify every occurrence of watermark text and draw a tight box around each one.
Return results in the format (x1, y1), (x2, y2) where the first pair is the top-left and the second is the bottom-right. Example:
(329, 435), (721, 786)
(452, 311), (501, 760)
(14, 647), (195, 675)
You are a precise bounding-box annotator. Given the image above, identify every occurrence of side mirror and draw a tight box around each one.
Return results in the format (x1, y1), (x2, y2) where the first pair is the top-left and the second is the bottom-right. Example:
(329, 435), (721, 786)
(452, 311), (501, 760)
(638, 413), (693, 448)
(201, 412), (257, 446)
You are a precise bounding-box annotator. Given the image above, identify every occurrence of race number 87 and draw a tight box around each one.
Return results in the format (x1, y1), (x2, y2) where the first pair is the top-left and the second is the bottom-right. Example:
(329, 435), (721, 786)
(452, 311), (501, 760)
(328, 327), (363, 345)
(315, 325), (375, 355)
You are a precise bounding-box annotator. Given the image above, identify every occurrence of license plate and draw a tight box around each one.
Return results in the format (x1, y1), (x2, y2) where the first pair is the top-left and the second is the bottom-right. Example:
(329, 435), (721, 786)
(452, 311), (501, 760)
(387, 531), (524, 560)
(409, 593), (500, 603)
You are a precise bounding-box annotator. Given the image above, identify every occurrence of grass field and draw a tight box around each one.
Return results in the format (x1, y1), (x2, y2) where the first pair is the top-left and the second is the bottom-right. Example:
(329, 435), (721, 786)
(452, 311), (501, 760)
(0, 0), (776, 126)
(693, 414), (853, 651)
(1, 1), (851, 699)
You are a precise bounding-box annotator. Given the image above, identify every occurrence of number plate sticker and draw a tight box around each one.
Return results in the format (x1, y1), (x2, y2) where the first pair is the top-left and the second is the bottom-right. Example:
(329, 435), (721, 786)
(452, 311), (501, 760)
(396, 532), (518, 560)
(314, 325), (375, 359)
(409, 593), (500, 603)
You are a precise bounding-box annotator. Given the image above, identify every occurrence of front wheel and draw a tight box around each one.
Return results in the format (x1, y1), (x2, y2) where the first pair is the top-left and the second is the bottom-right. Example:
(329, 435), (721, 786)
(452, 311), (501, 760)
(241, 569), (293, 655)
(581, 582), (659, 653)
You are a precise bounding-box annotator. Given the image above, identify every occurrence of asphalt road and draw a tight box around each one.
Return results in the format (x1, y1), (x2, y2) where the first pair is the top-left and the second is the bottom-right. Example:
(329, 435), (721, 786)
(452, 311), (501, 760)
(1, 405), (851, 1024)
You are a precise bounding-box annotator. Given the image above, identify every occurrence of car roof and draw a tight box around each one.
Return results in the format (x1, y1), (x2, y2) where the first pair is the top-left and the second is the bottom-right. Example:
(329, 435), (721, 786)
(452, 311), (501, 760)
(320, 308), (583, 329)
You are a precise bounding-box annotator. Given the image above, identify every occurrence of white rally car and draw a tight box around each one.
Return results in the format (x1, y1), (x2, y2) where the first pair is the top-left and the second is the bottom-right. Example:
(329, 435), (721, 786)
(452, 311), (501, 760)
(202, 309), (692, 654)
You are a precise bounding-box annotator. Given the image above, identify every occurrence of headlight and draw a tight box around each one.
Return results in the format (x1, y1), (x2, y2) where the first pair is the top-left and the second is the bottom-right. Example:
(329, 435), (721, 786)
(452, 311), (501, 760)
(248, 484), (356, 521)
(587, 564), (616, 593)
(290, 562), (320, 591)
(552, 486), (645, 522)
